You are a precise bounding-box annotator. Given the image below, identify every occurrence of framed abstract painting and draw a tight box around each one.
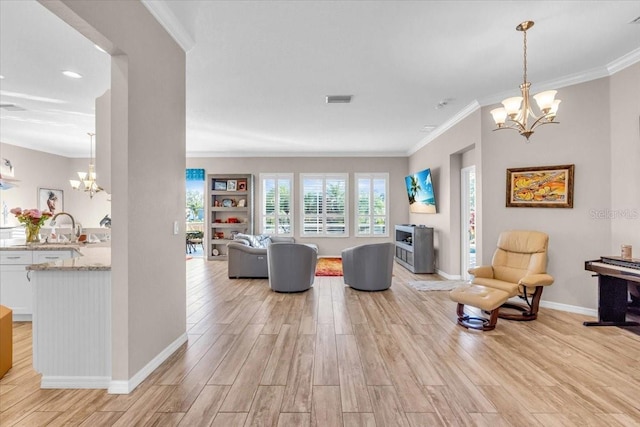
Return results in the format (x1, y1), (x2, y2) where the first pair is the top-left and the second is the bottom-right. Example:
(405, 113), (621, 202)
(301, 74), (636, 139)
(506, 164), (574, 208)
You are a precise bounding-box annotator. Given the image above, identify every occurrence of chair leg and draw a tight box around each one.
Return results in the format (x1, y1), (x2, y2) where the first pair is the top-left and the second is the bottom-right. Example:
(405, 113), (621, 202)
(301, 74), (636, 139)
(456, 303), (498, 331)
(499, 286), (543, 321)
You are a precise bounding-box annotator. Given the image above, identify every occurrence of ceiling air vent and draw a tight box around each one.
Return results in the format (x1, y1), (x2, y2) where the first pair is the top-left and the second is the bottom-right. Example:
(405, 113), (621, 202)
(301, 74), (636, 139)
(326, 95), (352, 104)
(0, 103), (26, 111)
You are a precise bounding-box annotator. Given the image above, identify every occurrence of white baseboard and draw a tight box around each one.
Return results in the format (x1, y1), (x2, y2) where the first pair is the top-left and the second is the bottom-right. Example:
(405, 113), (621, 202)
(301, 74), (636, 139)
(436, 269), (462, 280)
(41, 376), (111, 389)
(108, 332), (188, 394)
(540, 300), (597, 317)
(504, 296), (597, 317)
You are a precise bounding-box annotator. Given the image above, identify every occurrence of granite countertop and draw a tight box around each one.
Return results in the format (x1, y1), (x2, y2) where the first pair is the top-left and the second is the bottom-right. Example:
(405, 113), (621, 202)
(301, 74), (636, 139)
(0, 239), (82, 251)
(1, 239), (111, 271)
(26, 246), (111, 271)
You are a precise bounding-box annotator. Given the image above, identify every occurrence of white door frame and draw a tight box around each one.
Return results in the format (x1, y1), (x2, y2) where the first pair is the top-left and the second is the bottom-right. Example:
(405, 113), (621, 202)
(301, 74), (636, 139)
(461, 165), (476, 280)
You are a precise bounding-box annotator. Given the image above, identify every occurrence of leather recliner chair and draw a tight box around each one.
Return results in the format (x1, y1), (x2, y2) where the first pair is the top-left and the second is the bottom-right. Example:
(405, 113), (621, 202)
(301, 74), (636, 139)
(469, 230), (554, 321)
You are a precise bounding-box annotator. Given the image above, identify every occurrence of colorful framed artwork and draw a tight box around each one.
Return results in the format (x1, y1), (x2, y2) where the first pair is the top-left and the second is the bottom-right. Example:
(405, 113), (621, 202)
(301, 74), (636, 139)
(38, 188), (64, 214)
(506, 164), (574, 208)
(214, 180), (227, 191)
(237, 180), (247, 191)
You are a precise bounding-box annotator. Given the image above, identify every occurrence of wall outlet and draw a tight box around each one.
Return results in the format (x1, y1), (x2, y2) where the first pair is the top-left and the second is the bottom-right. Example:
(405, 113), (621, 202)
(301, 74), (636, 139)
(173, 221), (179, 235)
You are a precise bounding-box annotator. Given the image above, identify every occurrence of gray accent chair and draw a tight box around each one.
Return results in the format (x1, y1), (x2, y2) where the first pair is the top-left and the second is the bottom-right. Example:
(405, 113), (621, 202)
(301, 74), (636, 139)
(228, 236), (294, 278)
(267, 243), (318, 293)
(341, 242), (395, 291)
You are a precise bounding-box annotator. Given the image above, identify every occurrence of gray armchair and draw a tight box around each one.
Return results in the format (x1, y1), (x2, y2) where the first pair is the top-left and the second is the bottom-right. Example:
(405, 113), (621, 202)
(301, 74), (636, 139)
(228, 236), (294, 278)
(267, 243), (318, 293)
(341, 242), (395, 291)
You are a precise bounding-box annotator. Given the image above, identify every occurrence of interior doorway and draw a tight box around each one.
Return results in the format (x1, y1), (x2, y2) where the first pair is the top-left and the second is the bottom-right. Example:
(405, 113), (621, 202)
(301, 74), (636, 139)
(461, 166), (476, 280)
(186, 169), (205, 257)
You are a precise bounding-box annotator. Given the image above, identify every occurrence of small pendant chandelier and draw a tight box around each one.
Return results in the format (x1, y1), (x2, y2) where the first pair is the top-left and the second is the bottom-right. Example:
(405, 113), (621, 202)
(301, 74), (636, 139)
(490, 21), (561, 141)
(70, 132), (103, 198)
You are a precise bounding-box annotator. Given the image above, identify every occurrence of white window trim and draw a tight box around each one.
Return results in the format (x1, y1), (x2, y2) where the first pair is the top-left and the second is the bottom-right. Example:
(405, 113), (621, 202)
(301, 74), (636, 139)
(354, 173), (390, 237)
(259, 173), (294, 236)
(300, 173), (349, 237)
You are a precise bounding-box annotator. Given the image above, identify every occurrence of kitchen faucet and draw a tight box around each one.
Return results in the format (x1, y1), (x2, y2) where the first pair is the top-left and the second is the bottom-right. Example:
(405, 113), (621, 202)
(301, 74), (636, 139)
(50, 212), (82, 238)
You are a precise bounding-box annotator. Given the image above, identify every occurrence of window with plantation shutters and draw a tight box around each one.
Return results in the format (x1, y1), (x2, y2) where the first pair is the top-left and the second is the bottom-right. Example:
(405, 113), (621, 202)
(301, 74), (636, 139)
(300, 173), (348, 236)
(355, 173), (389, 236)
(260, 173), (293, 236)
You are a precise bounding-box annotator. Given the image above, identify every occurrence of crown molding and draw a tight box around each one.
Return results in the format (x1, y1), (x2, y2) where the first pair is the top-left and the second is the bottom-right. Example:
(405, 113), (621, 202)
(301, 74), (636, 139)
(607, 47), (640, 75)
(141, 0), (195, 52)
(186, 150), (408, 158)
(407, 101), (480, 156)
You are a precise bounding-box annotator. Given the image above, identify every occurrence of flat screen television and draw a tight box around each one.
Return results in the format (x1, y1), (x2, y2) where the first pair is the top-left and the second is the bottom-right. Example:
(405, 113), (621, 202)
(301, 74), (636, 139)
(405, 168), (436, 213)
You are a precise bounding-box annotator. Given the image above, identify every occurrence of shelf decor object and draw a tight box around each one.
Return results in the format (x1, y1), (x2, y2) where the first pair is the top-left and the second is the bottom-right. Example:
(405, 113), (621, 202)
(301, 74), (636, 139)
(489, 21), (561, 141)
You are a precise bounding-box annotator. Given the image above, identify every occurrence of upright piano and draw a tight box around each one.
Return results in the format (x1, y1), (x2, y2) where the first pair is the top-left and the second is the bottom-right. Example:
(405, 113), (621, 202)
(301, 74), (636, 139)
(584, 256), (640, 326)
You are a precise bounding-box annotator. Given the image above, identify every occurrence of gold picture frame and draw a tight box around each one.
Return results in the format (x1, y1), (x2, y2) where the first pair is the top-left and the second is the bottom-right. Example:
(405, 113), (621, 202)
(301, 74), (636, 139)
(506, 164), (574, 208)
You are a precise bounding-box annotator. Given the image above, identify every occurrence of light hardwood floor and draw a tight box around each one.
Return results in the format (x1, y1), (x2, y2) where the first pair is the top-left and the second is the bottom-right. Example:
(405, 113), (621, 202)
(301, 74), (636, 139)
(2, 258), (640, 426)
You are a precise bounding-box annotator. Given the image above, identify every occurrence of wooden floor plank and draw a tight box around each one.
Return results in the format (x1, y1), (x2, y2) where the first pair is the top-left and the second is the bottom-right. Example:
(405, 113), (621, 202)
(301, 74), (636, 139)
(313, 323), (339, 386)
(207, 324), (263, 385)
(368, 385), (410, 427)
(220, 334), (277, 412)
(177, 385), (229, 427)
(210, 412), (247, 427)
(277, 412), (311, 427)
(281, 334), (315, 413)
(311, 385), (342, 427)
(244, 385), (285, 427)
(261, 324), (297, 386)
(337, 334), (372, 413)
(343, 412), (377, 427)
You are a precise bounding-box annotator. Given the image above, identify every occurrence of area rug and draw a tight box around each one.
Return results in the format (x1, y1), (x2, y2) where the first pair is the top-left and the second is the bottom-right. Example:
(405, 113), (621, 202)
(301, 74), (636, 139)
(315, 257), (343, 276)
(407, 280), (469, 291)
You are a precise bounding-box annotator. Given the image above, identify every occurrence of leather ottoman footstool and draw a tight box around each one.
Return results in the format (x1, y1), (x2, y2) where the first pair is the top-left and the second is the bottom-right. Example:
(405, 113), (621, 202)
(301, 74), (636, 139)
(0, 305), (12, 378)
(449, 285), (510, 331)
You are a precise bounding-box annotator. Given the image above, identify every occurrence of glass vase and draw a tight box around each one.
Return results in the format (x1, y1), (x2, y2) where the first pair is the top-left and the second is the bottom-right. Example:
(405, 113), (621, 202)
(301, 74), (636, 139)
(25, 223), (41, 244)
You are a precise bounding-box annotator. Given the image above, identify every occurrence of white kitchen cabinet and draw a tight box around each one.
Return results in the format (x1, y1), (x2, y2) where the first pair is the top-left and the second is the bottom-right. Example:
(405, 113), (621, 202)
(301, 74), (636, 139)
(0, 250), (75, 321)
(33, 251), (75, 264)
(0, 251), (34, 320)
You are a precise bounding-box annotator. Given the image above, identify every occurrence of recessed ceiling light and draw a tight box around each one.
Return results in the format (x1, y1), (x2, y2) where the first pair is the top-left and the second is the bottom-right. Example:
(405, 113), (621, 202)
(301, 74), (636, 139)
(326, 95), (352, 104)
(0, 75), (4, 79)
(62, 70), (83, 79)
(94, 44), (107, 53)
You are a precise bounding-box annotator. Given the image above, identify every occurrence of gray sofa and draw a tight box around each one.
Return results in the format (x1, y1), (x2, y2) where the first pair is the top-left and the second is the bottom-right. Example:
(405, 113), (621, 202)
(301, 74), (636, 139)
(227, 235), (294, 278)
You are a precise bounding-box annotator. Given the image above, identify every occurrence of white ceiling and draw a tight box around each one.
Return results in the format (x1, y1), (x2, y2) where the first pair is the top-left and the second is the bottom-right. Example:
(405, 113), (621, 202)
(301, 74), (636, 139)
(1, 1), (639, 158)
